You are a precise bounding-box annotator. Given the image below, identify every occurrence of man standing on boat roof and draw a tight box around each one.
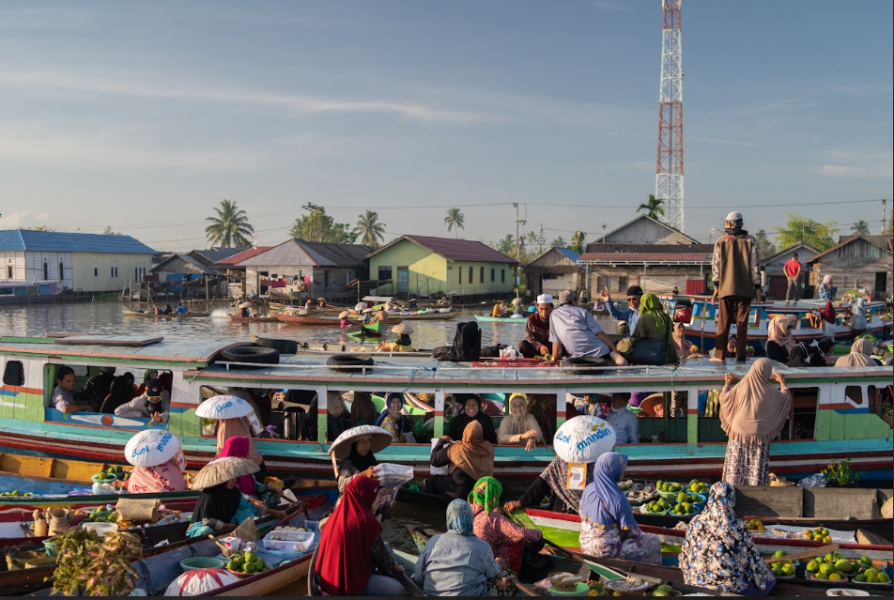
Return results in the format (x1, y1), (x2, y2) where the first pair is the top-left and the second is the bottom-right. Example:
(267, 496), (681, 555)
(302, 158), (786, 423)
(601, 285), (643, 334)
(518, 294), (554, 359)
(549, 290), (628, 366)
(711, 211), (761, 363)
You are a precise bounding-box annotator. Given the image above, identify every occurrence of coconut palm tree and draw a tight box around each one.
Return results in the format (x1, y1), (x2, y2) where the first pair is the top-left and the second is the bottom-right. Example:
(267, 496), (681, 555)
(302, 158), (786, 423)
(353, 210), (386, 248)
(494, 235), (515, 256)
(637, 194), (665, 221)
(570, 231), (587, 254)
(444, 208), (465, 238)
(851, 220), (871, 236)
(550, 236), (567, 248)
(204, 200), (254, 248)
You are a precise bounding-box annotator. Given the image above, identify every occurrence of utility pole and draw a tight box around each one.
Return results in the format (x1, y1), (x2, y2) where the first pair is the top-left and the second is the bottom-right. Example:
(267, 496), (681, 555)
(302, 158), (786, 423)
(883, 199), (888, 234)
(601, 224), (607, 244)
(513, 203), (525, 299)
(539, 224), (544, 255)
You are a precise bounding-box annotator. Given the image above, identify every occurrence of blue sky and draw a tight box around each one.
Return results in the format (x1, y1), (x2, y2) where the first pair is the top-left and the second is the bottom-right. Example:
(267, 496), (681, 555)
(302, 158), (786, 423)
(0, 0), (891, 251)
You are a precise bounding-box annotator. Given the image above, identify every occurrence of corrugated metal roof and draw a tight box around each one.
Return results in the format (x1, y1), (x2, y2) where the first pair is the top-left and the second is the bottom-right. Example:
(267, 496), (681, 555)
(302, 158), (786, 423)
(554, 248), (580, 262)
(216, 247), (273, 265)
(370, 235), (518, 264)
(583, 242), (713, 255)
(191, 248), (248, 264)
(807, 235), (893, 263)
(239, 240), (370, 267)
(0, 229), (156, 254)
(579, 253), (710, 262)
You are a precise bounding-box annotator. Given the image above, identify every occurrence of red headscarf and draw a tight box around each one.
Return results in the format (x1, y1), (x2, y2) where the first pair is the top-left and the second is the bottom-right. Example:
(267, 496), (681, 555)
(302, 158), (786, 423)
(820, 302), (836, 325)
(315, 476), (382, 596)
(219, 437), (255, 496)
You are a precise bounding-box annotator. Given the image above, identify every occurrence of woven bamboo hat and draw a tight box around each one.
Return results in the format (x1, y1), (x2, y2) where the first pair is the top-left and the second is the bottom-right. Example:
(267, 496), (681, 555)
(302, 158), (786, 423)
(237, 302), (252, 309)
(329, 425), (393, 461)
(392, 323), (414, 336)
(339, 311), (350, 319)
(189, 457), (259, 490)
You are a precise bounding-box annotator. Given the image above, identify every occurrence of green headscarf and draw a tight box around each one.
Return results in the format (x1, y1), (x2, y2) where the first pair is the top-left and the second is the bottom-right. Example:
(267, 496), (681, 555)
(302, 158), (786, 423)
(640, 293), (671, 336)
(468, 476), (502, 513)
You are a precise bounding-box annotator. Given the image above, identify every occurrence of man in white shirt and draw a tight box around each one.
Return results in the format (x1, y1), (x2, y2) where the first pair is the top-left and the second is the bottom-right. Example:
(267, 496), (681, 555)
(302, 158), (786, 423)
(605, 393), (639, 444)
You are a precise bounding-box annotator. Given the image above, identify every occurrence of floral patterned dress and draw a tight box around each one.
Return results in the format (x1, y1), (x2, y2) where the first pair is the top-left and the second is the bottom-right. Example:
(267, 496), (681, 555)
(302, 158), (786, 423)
(471, 505), (542, 574)
(722, 439), (770, 486)
(679, 482), (775, 594)
(579, 517), (661, 564)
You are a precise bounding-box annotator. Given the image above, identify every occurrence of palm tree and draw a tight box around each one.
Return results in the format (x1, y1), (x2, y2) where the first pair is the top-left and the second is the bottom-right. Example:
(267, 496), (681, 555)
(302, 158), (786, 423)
(570, 231), (587, 254)
(851, 220), (870, 236)
(550, 236), (567, 248)
(205, 200), (254, 248)
(637, 194), (665, 221)
(444, 208), (465, 238)
(494, 235), (515, 256)
(353, 210), (386, 248)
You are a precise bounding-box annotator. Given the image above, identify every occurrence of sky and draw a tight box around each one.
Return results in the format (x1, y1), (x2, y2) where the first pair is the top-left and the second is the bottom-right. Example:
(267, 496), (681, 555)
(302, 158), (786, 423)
(0, 0), (891, 252)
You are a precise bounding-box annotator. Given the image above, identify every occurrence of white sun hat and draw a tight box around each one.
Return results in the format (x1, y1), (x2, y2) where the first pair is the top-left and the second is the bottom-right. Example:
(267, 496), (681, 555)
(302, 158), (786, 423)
(195, 395), (255, 420)
(125, 429), (181, 468)
(553, 416), (616, 464)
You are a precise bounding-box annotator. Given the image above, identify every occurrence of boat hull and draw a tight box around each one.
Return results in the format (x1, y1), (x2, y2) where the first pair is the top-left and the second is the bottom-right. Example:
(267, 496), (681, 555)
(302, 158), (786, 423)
(227, 314), (280, 323)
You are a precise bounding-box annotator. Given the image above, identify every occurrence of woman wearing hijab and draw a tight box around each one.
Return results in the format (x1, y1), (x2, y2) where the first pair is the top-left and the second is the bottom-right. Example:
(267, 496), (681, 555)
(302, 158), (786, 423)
(505, 455), (594, 515)
(766, 315), (797, 364)
(628, 293), (679, 365)
(526, 394), (557, 442)
(818, 275), (837, 301)
(851, 298), (868, 333)
(818, 301), (838, 338)
(349, 391), (378, 427)
(835, 338), (879, 367)
(680, 482), (776, 595)
(335, 433), (395, 522)
(375, 393), (409, 443)
(429, 421), (494, 499)
(414, 499), (503, 596)
(215, 416), (263, 474)
(326, 392), (352, 442)
(123, 452), (187, 495)
(314, 476), (405, 597)
(188, 457), (264, 537)
(448, 394), (498, 444)
(579, 453), (661, 564)
(719, 358), (792, 486)
(497, 393), (544, 451)
(219, 437), (283, 508)
(469, 477), (543, 574)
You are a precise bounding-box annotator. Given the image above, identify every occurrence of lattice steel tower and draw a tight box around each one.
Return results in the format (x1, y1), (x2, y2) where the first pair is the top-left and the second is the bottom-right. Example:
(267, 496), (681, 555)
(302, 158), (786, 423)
(656, 0), (684, 232)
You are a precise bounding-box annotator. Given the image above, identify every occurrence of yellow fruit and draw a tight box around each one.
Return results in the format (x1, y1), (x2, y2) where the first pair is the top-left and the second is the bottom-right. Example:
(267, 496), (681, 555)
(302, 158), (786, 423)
(828, 573), (843, 581)
(865, 575), (879, 583)
(782, 565), (795, 576)
(819, 563), (835, 575)
(813, 572), (829, 580)
(613, 592), (623, 597)
(835, 559), (853, 574)
(806, 561), (820, 573)
(877, 573), (890, 583)
(864, 568), (879, 578)
(822, 536), (832, 543)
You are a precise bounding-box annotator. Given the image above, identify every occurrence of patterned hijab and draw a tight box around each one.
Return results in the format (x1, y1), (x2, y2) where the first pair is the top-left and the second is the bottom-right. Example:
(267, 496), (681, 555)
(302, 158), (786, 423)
(640, 293), (671, 336)
(540, 456), (594, 513)
(835, 339), (876, 368)
(468, 476), (503, 513)
(679, 482), (773, 594)
(446, 499), (474, 535)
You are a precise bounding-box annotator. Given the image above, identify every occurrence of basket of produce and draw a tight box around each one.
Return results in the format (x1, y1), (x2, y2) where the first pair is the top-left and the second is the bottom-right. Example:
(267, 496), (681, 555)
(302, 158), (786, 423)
(641, 498), (671, 515)
(767, 552), (799, 580)
(804, 527), (834, 543)
(851, 556), (891, 586)
(805, 553), (857, 584)
(548, 573), (588, 596)
(745, 519), (766, 533)
(684, 479), (710, 495)
(226, 551), (269, 578)
(667, 501), (699, 517)
(655, 480), (684, 501)
(90, 471), (118, 484)
(604, 578), (654, 596)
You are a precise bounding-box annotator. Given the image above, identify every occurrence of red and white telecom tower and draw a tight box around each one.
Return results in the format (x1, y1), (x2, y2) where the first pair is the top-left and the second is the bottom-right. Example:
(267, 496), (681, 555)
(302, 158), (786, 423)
(656, 0), (684, 232)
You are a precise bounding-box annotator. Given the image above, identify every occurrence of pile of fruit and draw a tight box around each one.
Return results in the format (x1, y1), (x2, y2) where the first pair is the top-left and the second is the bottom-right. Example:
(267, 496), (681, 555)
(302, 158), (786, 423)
(675, 491), (703, 505)
(650, 584), (677, 596)
(668, 501), (697, 517)
(768, 551), (797, 579)
(656, 481), (683, 494)
(744, 519), (765, 532)
(92, 469), (118, 483)
(227, 551), (268, 576)
(84, 506), (119, 523)
(643, 498), (672, 514)
(0, 490), (34, 497)
(803, 526), (832, 543)
(686, 480), (709, 494)
(803, 552), (890, 583)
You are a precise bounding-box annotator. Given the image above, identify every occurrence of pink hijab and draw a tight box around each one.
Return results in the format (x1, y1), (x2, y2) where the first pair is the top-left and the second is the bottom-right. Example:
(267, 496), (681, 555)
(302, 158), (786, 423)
(768, 316), (797, 352)
(219, 436), (257, 495)
(719, 358), (793, 445)
(216, 417), (262, 465)
(124, 459), (187, 494)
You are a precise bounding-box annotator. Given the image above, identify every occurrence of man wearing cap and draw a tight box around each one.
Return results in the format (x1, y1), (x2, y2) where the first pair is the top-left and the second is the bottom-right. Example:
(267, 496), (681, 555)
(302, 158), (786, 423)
(519, 294), (554, 358)
(114, 378), (171, 424)
(711, 211), (762, 362)
(548, 290), (628, 366)
(601, 285), (643, 332)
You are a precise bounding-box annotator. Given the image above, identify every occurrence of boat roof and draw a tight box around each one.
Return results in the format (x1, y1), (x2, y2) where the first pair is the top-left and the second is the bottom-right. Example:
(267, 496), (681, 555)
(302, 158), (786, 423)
(0, 337), (236, 366)
(186, 354), (892, 389)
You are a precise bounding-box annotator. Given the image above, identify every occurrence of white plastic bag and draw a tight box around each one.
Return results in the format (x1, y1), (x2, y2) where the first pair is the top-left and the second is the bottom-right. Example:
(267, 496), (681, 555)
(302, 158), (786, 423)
(373, 463), (414, 487)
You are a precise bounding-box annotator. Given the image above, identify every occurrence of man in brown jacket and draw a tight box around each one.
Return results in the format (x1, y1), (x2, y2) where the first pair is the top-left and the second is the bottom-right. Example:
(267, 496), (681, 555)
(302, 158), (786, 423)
(711, 211), (761, 362)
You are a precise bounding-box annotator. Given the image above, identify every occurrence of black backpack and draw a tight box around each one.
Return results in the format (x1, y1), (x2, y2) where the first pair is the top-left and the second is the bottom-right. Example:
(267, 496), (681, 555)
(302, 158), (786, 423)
(432, 321), (482, 362)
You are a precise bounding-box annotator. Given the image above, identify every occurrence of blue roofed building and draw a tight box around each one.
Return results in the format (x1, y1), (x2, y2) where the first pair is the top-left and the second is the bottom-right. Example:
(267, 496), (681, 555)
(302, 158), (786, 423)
(0, 229), (156, 293)
(523, 247), (582, 299)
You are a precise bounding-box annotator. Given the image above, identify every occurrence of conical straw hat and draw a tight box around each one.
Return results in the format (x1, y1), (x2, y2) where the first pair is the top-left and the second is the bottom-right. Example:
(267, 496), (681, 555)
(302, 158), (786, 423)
(392, 323), (414, 336)
(329, 425), (393, 461)
(189, 457), (259, 490)
(339, 311), (350, 319)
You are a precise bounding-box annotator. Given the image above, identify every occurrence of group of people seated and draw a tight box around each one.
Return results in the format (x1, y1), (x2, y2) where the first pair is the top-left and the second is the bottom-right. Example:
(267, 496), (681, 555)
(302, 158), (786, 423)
(518, 287), (688, 368)
(51, 366), (174, 419)
(152, 301), (188, 315)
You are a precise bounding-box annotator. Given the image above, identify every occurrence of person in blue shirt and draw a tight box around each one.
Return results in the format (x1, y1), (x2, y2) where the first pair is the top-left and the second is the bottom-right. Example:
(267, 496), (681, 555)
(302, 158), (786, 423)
(605, 393), (640, 444)
(175, 301), (188, 315)
(601, 285), (643, 332)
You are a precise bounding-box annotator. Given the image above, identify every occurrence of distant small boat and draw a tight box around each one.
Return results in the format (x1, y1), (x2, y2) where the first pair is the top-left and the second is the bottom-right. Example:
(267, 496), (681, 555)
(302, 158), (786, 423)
(474, 315), (528, 323)
(391, 310), (458, 321)
(275, 312), (342, 326)
(123, 308), (209, 318)
(227, 314), (280, 323)
(0, 280), (61, 305)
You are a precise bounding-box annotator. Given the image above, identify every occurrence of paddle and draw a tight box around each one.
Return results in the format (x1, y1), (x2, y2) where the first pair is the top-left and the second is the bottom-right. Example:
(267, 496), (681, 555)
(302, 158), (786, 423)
(763, 543), (838, 564)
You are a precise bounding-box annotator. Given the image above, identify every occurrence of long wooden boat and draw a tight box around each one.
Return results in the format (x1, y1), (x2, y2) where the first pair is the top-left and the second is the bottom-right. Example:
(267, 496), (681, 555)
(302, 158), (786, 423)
(520, 508), (894, 561)
(390, 310), (457, 321)
(0, 337), (890, 483)
(275, 313), (342, 326)
(227, 314), (281, 323)
(308, 545), (426, 597)
(474, 315), (529, 324)
(0, 492), (200, 525)
(122, 308), (210, 318)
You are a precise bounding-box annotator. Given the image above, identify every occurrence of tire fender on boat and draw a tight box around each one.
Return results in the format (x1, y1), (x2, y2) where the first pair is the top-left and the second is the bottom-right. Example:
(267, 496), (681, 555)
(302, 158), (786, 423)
(325, 354), (374, 373)
(218, 345), (280, 367)
(253, 337), (300, 355)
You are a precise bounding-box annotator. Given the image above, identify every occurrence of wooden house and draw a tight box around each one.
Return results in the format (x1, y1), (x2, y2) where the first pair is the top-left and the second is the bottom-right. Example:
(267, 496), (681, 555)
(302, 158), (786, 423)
(524, 248), (581, 298)
(807, 235), (893, 298)
(761, 242), (820, 300)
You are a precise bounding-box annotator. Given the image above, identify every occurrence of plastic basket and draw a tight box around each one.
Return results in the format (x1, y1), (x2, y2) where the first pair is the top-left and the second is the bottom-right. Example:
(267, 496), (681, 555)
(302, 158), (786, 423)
(262, 529), (314, 553)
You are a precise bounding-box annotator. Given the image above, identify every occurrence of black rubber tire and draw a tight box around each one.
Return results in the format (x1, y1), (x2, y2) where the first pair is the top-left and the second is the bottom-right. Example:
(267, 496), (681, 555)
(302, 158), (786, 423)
(219, 345), (280, 368)
(326, 354), (374, 373)
(560, 356), (607, 374)
(253, 337), (299, 355)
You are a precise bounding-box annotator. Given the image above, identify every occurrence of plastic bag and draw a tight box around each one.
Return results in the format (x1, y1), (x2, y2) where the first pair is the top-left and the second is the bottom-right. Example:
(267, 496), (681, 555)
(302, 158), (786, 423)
(374, 463), (414, 488)
(797, 473), (827, 488)
(499, 345), (520, 359)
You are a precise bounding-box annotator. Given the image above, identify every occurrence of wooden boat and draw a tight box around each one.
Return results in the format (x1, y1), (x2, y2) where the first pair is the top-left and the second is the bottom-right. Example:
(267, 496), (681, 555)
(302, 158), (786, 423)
(1, 337), (890, 483)
(122, 308), (210, 318)
(227, 314), (281, 323)
(520, 507), (894, 561)
(307, 545), (427, 596)
(474, 315), (529, 324)
(0, 280), (61, 305)
(275, 312), (342, 326)
(390, 310), (457, 321)
(0, 491), (200, 524)
(347, 321), (384, 338)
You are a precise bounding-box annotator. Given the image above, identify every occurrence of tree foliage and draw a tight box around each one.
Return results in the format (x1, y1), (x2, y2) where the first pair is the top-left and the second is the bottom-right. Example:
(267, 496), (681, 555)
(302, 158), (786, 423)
(290, 207), (355, 243)
(103, 226), (122, 235)
(353, 210), (386, 248)
(493, 234), (515, 257)
(570, 231), (587, 254)
(205, 199), (254, 248)
(550, 236), (567, 248)
(754, 229), (777, 259)
(772, 213), (839, 252)
(444, 207), (465, 238)
(850, 220), (870, 236)
(637, 194), (665, 220)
